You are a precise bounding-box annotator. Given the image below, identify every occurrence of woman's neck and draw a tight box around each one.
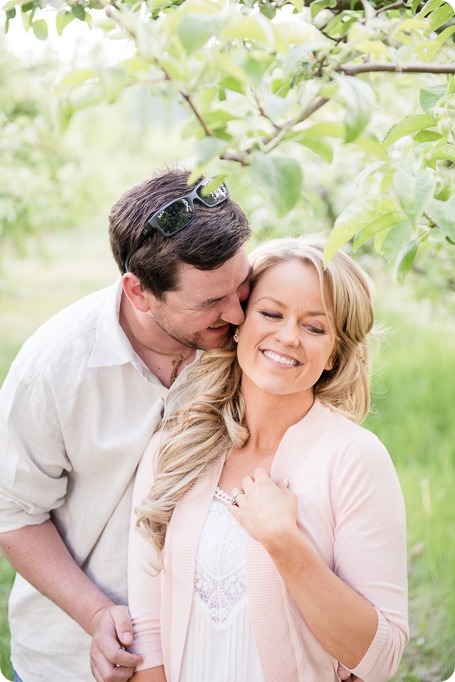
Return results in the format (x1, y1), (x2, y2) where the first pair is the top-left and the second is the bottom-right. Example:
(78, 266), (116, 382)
(241, 380), (315, 451)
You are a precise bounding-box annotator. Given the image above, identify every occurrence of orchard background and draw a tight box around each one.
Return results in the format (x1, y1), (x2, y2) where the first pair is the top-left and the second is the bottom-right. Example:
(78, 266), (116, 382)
(0, 0), (454, 678)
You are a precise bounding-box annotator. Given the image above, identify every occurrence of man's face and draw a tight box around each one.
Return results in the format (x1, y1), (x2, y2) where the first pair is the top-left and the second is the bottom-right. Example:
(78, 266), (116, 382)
(148, 246), (251, 350)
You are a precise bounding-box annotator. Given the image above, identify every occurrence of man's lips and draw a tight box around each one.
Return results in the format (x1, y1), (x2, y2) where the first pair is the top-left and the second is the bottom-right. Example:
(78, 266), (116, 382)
(207, 323), (230, 333)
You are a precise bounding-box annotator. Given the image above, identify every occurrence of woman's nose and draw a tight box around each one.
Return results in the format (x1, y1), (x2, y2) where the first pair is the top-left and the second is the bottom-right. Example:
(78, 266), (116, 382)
(275, 320), (300, 347)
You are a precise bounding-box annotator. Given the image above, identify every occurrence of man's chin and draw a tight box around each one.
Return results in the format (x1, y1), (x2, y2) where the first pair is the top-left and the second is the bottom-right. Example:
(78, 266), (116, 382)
(198, 325), (231, 350)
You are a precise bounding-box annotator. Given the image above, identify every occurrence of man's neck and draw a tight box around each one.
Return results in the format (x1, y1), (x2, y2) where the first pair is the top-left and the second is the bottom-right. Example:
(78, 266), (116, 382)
(119, 295), (196, 387)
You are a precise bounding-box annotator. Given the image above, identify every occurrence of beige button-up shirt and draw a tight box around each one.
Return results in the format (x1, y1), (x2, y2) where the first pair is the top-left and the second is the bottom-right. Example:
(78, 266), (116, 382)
(0, 280), (168, 681)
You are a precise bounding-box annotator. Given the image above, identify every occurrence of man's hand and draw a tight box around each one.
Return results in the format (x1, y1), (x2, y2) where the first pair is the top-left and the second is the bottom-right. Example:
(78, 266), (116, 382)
(90, 605), (143, 682)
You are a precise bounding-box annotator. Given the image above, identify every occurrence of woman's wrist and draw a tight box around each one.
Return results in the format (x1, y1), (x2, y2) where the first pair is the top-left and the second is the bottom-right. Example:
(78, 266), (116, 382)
(261, 522), (302, 557)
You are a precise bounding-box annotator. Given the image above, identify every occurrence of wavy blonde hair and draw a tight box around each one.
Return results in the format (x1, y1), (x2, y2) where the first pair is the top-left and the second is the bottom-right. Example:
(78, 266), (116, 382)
(136, 234), (375, 562)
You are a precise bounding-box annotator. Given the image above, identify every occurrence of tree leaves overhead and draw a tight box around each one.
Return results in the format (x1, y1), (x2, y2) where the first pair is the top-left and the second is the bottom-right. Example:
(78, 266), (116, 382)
(3, 0), (455, 282)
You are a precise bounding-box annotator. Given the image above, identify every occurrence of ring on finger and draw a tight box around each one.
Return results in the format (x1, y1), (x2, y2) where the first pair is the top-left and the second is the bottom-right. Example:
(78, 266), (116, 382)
(231, 488), (244, 506)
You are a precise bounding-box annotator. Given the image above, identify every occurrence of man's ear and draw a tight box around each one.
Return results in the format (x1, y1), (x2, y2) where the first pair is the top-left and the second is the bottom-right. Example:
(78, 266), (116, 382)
(122, 273), (156, 313)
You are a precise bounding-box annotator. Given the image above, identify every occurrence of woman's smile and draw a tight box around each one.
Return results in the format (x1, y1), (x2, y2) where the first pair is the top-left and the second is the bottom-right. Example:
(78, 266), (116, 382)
(260, 349), (302, 368)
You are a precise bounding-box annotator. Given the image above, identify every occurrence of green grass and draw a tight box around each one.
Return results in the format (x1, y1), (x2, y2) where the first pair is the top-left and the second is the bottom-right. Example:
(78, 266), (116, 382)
(0, 231), (454, 681)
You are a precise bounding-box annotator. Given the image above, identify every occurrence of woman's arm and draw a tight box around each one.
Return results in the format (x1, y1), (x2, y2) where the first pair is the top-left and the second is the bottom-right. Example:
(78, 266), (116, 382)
(130, 666), (166, 682)
(231, 435), (408, 680)
(231, 469), (377, 667)
(126, 432), (167, 677)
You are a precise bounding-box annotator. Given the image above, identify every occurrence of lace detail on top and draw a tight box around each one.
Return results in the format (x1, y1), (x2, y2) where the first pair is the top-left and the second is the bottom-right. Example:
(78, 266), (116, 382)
(193, 495), (248, 631)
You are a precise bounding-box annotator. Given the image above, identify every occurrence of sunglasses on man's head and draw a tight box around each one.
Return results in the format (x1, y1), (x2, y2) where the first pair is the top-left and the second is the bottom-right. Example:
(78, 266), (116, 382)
(124, 178), (230, 272)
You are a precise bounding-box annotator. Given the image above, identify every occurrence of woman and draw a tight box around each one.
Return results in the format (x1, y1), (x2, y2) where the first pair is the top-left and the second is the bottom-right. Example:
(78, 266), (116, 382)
(127, 235), (409, 682)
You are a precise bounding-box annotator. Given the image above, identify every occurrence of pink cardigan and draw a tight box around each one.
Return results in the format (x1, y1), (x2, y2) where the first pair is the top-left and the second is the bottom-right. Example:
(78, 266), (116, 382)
(127, 399), (409, 682)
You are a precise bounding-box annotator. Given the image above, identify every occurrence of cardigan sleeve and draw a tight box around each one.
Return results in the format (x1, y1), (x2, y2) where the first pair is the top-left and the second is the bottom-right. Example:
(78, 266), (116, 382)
(332, 431), (409, 682)
(127, 431), (166, 670)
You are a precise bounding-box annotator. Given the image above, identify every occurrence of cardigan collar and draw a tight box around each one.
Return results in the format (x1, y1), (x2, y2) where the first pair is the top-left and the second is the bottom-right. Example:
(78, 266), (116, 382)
(166, 398), (330, 681)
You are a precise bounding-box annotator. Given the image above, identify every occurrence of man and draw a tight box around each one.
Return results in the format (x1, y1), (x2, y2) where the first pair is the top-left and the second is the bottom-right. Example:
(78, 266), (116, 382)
(0, 168), (251, 682)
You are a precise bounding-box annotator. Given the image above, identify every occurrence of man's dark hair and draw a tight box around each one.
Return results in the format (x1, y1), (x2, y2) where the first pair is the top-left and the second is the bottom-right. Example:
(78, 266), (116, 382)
(109, 168), (251, 299)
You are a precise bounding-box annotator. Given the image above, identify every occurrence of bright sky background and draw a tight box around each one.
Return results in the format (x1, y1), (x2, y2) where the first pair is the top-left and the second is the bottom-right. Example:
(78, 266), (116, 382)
(3, 9), (133, 66)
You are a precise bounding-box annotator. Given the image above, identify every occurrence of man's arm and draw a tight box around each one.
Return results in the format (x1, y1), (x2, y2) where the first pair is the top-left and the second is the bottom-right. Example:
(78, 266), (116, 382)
(0, 519), (142, 682)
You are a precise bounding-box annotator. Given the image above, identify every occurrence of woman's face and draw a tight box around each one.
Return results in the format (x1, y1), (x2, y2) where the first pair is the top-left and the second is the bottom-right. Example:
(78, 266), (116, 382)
(236, 260), (336, 400)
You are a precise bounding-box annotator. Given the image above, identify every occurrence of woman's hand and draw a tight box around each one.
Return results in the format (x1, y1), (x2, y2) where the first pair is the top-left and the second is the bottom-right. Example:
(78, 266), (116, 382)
(229, 467), (298, 548)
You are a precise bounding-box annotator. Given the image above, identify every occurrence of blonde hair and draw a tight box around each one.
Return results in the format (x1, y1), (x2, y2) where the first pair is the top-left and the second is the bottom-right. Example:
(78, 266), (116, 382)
(136, 234), (375, 562)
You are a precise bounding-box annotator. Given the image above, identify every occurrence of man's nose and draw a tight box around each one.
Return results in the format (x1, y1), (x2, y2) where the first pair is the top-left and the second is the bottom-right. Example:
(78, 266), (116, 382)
(220, 295), (246, 326)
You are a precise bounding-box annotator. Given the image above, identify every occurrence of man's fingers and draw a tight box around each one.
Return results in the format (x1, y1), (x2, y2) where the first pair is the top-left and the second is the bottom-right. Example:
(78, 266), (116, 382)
(91, 651), (137, 682)
(110, 648), (143, 668)
(110, 605), (134, 646)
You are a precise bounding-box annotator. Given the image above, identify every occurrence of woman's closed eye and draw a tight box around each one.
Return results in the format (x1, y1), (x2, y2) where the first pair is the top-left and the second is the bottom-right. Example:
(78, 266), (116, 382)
(304, 324), (326, 335)
(259, 310), (282, 320)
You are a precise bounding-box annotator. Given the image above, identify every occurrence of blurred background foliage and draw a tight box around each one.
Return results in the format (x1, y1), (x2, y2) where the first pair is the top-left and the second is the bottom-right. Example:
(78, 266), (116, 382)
(0, 10), (454, 682)
(2, 0), (455, 286)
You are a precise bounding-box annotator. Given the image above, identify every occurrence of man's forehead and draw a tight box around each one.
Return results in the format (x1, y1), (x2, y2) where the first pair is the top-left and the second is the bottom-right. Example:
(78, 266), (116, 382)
(173, 251), (250, 304)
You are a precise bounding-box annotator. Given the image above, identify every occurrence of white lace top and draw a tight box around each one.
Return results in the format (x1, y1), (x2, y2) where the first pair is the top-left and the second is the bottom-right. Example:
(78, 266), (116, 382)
(180, 489), (264, 682)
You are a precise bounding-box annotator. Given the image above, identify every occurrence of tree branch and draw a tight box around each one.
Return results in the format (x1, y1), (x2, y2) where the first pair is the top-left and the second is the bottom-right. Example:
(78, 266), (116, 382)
(180, 91), (214, 137)
(253, 91), (283, 134)
(281, 97), (330, 131)
(374, 1), (405, 14)
(339, 62), (455, 75)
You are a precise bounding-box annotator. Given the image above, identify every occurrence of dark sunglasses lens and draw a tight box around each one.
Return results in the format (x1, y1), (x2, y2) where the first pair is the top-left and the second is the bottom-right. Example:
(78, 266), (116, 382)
(155, 198), (193, 235)
(196, 182), (229, 206)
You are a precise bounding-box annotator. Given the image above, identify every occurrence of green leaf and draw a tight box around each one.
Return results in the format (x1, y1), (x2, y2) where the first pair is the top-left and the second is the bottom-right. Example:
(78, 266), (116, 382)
(425, 2), (454, 33)
(241, 55), (272, 88)
(284, 131), (333, 163)
(274, 19), (330, 49)
(353, 211), (405, 250)
(301, 122), (346, 139)
(421, 24), (455, 58)
(221, 13), (276, 46)
(177, 14), (224, 53)
(419, 86), (446, 114)
(325, 196), (403, 264)
(427, 197), (455, 241)
(383, 114), (436, 147)
(71, 3), (86, 21)
(425, 143), (455, 164)
(310, 0), (337, 19)
(354, 133), (389, 160)
(59, 68), (97, 86)
(381, 166), (396, 192)
(414, 130), (443, 143)
(251, 152), (303, 217)
(21, 7), (32, 31)
(417, 0), (444, 19)
(54, 96), (73, 133)
(32, 18), (48, 39)
(393, 169), (436, 227)
(219, 76), (245, 95)
(56, 9), (74, 36)
(334, 75), (375, 143)
(99, 67), (127, 103)
(395, 239), (420, 283)
(195, 136), (230, 165)
(212, 54), (250, 86)
(120, 57), (151, 73)
(380, 220), (414, 261)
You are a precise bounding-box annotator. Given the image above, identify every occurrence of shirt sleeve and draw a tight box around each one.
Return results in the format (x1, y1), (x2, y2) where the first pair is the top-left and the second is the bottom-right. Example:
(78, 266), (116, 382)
(0, 364), (70, 533)
(127, 431), (166, 670)
(332, 432), (409, 682)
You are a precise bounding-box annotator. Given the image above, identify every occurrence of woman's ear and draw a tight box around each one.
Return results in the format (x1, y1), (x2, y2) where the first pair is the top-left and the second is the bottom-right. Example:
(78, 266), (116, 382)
(325, 354), (335, 371)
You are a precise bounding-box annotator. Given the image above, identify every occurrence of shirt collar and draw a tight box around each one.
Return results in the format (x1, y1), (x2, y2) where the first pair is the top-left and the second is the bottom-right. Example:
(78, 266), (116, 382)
(88, 279), (136, 369)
